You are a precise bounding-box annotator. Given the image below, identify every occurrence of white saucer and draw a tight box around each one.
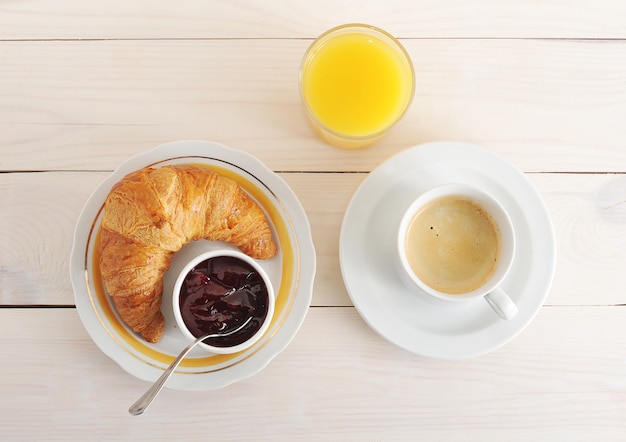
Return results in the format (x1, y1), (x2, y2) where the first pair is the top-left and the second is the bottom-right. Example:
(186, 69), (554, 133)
(70, 140), (316, 390)
(339, 141), (556, 360)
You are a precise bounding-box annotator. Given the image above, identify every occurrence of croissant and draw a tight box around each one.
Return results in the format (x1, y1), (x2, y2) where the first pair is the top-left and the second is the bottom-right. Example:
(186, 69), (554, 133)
(99, 165), (277, 343)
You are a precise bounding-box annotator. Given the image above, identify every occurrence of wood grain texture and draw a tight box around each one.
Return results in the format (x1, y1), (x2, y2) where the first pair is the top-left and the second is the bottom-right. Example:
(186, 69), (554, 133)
(0, 307), (624, 440)
(1, 171), (624, 307)
(529, 173), (626, 306)
(1, 39), (625, 173)
(1, 0), (626, 39)
(0, 172), (104, 305)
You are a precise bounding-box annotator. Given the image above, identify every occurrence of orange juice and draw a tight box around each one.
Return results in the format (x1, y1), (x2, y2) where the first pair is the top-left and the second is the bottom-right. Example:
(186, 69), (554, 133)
(300, 24), (414, 149)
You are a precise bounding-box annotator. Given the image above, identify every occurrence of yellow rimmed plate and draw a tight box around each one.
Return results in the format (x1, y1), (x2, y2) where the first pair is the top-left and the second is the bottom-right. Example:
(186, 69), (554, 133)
(70, 140), (316, 390)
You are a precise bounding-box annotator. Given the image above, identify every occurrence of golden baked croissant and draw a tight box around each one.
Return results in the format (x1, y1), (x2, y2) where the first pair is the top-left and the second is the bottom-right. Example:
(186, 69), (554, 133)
(99, 165), (277, 343)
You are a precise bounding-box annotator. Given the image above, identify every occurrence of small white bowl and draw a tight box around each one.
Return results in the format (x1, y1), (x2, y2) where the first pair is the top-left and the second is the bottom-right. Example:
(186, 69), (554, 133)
(172, 248), (275, 354)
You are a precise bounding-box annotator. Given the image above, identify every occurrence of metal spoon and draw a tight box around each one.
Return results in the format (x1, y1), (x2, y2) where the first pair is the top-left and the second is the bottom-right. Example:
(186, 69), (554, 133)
(129, 316), (253, 416)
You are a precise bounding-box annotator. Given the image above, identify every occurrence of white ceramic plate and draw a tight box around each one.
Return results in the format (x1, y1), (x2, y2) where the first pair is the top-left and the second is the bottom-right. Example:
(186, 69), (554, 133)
(70, 140), (316, 390)
(339, 141), (556, 360)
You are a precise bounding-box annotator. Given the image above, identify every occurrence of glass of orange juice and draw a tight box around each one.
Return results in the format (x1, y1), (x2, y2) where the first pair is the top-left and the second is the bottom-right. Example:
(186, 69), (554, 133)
(299, 24), (415, 149)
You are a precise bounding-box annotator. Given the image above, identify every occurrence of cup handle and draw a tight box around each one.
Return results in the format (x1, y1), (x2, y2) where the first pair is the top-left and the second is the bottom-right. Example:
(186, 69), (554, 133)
(484, 287), (518, 320)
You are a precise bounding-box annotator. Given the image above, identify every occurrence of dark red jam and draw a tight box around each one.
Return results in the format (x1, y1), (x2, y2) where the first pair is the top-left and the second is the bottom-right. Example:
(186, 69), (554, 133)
(179, 256), (269, 348)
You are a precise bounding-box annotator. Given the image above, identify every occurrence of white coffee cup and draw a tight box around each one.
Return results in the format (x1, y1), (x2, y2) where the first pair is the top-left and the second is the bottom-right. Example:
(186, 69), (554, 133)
(396, 184), (517, 320)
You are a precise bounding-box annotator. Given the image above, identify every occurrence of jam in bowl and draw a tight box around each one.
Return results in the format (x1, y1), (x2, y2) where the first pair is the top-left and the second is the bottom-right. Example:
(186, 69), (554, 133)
(172, 249), (275, 354)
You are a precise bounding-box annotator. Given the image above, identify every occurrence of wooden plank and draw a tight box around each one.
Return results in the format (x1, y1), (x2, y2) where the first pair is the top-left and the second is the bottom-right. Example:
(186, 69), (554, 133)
(1, 39), (625, 173)
(1, 0), (626, 39)
(529, 173), (626, 307)
(0, 307), (623, 439)
(0, 172), (105, 305)
(1, 171), (625, 307)
(286, 171), (626, 307)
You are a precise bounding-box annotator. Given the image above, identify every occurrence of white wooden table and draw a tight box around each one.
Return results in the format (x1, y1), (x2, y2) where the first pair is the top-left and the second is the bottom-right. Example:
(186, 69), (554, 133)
(1, 1), (625, 439)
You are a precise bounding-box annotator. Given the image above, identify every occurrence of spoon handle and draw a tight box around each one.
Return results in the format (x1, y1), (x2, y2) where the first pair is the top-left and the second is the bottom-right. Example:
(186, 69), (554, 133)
(128, 337), (202, 416)
(128, 317), (252, 415)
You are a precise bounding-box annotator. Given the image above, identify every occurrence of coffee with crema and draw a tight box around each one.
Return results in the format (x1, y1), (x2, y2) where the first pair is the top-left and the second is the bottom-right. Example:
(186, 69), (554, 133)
(404, 195), (501, 294)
